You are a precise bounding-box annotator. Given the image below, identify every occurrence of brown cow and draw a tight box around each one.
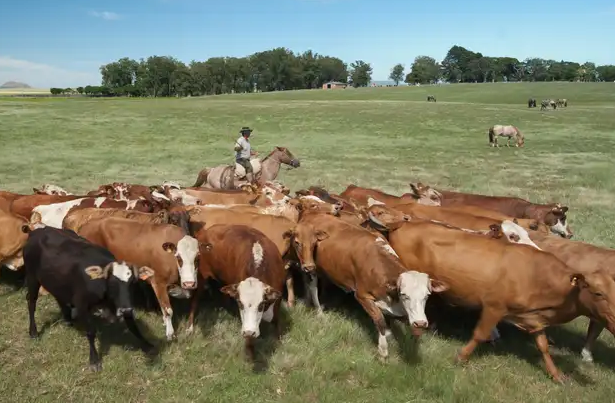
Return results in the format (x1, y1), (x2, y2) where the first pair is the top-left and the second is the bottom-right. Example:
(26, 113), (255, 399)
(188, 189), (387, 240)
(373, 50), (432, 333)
(1, 190), (26, 204)
(10, 194), (85, 219)
(288, 211), (449, 358)
(77, 217), (203, 341)
(295, 186), (358, 212)
(87, 182), (153, 201)
(340, 182), (442, 207)
(183, 184), (289, 206)
(0, 210), (31, 271)
(436, 189), (572, 238)
(383, 219), (615, 382)
(185, 206), (300, 307)
(30, 197), (154, 228)
(520, 231), (615, 363)
(63, 208), (170, 233)
(187, 224), (285, 360)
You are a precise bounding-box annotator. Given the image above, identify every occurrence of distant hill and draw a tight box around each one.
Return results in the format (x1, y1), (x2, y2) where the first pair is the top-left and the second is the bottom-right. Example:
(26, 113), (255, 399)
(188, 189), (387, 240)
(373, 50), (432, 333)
(0, 81), (32, 89)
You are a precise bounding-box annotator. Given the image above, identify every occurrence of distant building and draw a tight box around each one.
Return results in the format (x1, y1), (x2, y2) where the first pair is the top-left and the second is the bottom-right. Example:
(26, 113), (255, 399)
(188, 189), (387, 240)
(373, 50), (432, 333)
(322, 81), (347, 89)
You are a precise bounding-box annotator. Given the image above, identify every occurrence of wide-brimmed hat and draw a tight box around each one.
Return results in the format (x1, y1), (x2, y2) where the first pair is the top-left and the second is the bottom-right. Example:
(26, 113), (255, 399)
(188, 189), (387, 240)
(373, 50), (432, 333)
(240, 126), (253, 135)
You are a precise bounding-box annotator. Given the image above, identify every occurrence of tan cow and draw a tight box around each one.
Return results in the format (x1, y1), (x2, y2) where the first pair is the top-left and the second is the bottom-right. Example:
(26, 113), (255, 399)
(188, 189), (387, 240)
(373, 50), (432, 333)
(383, 219), (615, 383)
(0, 210), (31, 271)
(187, 224), (285, 360)
(288, 211), (449, 358)
(63, 208), (170, 233)
(339, 182), (442, 207)
(77, 217), (203, 341)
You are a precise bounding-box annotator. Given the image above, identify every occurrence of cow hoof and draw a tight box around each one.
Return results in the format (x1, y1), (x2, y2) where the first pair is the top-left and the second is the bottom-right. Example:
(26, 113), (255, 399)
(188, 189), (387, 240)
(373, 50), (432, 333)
(454, 354), (469, 365)
(89, 362), (102, 372)
(29, 331), (39, 339)
(581, 349), (594, 363)
(142, 344), (157, 356)
(166, 333), (177, 342)
(552, 374), (567, 385)
(185, 325), (194, 335)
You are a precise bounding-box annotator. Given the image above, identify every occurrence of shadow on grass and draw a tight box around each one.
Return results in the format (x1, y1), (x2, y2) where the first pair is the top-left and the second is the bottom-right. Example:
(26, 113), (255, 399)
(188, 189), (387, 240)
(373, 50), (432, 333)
(424, 296), (599, 386)
(0, 265), (26, 292)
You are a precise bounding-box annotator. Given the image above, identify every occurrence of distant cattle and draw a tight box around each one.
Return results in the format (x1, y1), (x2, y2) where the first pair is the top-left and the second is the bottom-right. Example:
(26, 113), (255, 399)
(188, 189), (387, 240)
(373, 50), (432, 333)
(528, 98), (536, 108)
(23, 226), (155, 372)
(427, 95), (436, 102)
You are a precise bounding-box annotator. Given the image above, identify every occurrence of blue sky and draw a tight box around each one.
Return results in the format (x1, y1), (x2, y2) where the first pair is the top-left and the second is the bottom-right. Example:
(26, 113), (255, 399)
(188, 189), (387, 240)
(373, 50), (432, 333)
(1, 0), (614, 87)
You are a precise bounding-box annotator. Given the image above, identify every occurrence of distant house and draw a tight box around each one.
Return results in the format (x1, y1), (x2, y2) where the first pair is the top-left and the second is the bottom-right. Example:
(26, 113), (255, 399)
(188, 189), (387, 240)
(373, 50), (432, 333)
(322, 81), (347, 89)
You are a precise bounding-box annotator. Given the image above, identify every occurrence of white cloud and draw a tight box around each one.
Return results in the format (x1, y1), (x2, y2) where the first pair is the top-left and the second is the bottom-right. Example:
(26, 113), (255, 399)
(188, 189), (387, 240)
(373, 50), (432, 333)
(89, 11), (122, 21)
(0, 56), (100, 88)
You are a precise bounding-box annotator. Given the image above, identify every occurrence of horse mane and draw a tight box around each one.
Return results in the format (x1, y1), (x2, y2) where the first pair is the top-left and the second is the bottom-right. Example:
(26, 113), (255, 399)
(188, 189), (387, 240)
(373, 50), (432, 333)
(260, 147), (279, 163)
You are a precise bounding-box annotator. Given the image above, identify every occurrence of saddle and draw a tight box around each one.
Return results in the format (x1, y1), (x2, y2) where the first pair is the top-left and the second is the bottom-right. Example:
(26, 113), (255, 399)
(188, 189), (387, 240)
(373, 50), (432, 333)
(234, 157), (262, 179)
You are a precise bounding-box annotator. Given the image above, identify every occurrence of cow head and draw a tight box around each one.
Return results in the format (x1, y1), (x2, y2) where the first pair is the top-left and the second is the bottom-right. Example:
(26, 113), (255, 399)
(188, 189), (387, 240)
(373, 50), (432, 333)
(574, 271), (615, 335)
(365, 202), (410, 231)
(543, 205), (572, 239)
(84, 262), (155, 316)
(408, 182), (442, 206)
(220, 277), (282, 338)
(33, 184), (72, 196)
(261, 185), (291, 205)
(264, 181), (291, 196)
(295, 196), (342, 216)
(162, 236), (210, 290)
(284, 224), (328, 272)
(387, 272), (448, 335)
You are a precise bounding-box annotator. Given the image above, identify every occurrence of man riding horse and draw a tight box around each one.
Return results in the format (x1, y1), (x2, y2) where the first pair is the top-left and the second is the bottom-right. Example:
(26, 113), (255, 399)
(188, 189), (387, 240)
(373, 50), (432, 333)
(234, 126), (258, 184)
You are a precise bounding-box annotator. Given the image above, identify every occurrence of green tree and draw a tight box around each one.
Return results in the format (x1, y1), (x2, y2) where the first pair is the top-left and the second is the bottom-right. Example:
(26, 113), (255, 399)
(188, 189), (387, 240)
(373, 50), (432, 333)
(388, 64), (404, 86)
(405, 56), (440, 84)
(349, 60), (372, 87)
(597, 65), (615, 82)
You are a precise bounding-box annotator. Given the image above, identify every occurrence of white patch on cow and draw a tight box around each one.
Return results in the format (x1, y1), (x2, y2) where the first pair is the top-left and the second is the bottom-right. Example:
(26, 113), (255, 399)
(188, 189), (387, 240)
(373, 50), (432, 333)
(398, 271), (431, 327)
(500, 220), (542, 250)
(94, 197), (106, 208)
(126, 199), (140, 209)
(252, 242), (264, 268)
(261, 204), (287, 216)
(367, 197), (385, 207)
(176, 236), (199, 287)
(550, 218), (571, 238)
(32, 198), (88, 229)
(300, 195), (325, 203)
(152, 191), (170, 201)
(236, 277), (268, 337)
(39, 184), (72, 196)
(111, 262), (133, 282)
(375, 237), (399, 257)
(162, 181), (181, 190)
(163, 307), (174, 340)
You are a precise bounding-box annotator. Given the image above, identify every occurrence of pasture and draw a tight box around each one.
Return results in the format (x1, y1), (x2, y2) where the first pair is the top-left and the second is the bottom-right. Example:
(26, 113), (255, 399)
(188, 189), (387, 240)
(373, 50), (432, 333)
(2, 82), (615, 402)
(0, 88), (51, 95)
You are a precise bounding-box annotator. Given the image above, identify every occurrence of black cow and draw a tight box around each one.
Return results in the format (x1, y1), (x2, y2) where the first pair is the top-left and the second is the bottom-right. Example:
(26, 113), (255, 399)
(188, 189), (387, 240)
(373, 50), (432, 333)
(427, 95), (436, 102)
(23, 226), (156, 372)
(528, 98), (536, 108)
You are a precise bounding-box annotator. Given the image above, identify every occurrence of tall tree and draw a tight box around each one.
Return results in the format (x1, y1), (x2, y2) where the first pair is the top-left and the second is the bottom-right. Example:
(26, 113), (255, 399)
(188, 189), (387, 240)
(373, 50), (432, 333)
(389, 64), (404, 86)
(349, 60), (373, 87)
(405, 56), (440, 84)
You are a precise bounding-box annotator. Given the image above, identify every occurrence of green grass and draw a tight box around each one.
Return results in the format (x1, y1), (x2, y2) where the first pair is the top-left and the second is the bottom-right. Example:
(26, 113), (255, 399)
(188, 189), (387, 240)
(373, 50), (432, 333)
(2, 82), (615, 402)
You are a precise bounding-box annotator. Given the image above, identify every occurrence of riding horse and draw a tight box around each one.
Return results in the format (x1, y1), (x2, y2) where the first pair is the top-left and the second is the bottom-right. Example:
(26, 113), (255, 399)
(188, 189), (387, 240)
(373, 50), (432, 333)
(488, 125), (525, 148)
(192, 146), (300, 189)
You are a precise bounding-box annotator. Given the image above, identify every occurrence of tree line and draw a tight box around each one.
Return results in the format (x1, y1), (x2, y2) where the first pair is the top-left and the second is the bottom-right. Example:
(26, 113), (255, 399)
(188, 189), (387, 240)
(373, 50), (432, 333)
(71, 45), (614, 97)
(392, 45), (615, 85)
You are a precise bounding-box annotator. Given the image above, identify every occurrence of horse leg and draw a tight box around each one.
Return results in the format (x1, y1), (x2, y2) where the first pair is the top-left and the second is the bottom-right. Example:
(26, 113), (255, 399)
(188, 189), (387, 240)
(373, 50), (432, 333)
(192, 168), (210, 188)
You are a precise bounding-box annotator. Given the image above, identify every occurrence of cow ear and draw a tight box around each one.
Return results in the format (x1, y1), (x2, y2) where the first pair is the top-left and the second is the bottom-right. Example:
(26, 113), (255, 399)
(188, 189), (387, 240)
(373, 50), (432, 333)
(409, 183), (419, 194)
(32, 187), (41, 193)
(282, 188), (291, 196)
(200, 242), (213, 252)
(295, 189), (309, 196)
(135, 266), (155, 281)
(162, 242), (177, 254)
(430, 278), (449, 293)
(294, 201), (304, 212)
(220, 283), (239, 299)
(84, 266), (107, 280)
(315, 230), (329, 242)
(570, 274), (586, 288)
(560, 206), (569, 214)
(282, 229), (294, 239)
(21, 224), (31, 234)
(264, 285), (282, 302)
(512, 218), (519, 224)
(386, 281), (399, 300)
(488, 224), (502, 238)
(529, 221), (539, 231)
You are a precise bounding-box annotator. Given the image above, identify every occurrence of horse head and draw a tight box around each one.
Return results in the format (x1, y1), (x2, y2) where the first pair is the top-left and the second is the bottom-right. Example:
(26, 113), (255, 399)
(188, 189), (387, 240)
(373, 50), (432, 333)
(270, 146), (300, 168)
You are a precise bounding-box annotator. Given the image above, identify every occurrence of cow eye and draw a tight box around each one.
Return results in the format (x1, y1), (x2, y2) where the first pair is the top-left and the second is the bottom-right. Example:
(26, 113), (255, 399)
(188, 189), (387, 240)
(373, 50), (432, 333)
(594, 292), (604, 298)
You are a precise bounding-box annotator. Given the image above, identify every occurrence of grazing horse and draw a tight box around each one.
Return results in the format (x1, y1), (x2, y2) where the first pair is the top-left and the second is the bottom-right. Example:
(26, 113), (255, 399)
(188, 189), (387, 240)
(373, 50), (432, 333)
(488, 125), (525, 148)
(427, 95), (436, 102)
(527, 98), (536, 108)
(192, 146), (301, 190)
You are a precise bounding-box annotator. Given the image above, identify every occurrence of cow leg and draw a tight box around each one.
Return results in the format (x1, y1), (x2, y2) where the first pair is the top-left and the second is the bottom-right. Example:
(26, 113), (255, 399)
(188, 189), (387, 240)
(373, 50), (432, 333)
(457, 306), (504, 362)
(122, 312), (155, 353)
(74, 308), (102, 372)
(186, 283), (203, 335)
(355, 294), (390, 358)
(150, 281), (176, 341)
(26, 277), (41, 338)
(535, 331), (564, 383)
(306, 272), (324, 315)
(284, 263), (295, 308)
(271, 298), (283, 340)
(581, 320), (604, 363)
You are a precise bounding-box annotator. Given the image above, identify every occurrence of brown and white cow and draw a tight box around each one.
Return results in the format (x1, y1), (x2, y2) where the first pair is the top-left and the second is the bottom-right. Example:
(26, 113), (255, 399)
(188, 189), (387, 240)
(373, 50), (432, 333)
(77, 217), (203, 340)
(382, 219), (615, 383)
(340, 182), (442, 207)
(187, 224), (285, 360)
(295, 186), (358, 212)
(0, 210), (31, 271)
(436, 189), (572, 238)
(33, 184), (73, 196)
(288, 211), (448, 358)
(31, 197), (153, 228)
(10, 194), (85, 219)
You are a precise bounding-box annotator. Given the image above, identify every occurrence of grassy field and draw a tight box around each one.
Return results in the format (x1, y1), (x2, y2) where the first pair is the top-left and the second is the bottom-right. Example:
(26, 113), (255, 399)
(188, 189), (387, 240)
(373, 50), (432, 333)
(0, 88), (51, 95)
(2, 82), (615, 402)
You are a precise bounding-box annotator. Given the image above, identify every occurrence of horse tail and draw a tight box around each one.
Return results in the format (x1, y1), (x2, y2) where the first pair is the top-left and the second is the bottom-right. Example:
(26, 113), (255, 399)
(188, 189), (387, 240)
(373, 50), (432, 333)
(488, 127), (495, 144)
(192, 168), (210, 187)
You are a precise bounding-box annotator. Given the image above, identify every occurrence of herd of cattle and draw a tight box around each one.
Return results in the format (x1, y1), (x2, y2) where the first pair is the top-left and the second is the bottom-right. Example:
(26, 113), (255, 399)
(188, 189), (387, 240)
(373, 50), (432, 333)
(528, 97), (568, 110)
(1, 177), (614, 384)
